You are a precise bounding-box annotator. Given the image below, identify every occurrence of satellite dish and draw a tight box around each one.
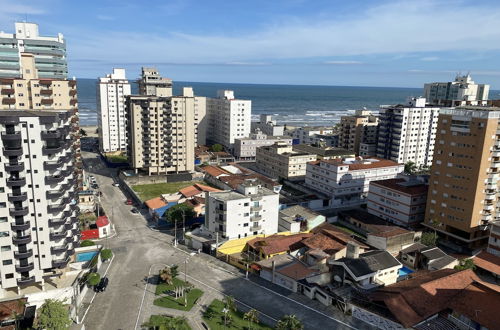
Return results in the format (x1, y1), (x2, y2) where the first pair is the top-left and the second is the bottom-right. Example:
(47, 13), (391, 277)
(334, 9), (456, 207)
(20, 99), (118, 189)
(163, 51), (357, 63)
(334, 275), (342, 282)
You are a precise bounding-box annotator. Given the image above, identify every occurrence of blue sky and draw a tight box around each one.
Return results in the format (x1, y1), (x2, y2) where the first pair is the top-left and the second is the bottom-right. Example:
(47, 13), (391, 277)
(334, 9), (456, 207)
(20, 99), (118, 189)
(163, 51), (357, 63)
(2, 0), (500, 88)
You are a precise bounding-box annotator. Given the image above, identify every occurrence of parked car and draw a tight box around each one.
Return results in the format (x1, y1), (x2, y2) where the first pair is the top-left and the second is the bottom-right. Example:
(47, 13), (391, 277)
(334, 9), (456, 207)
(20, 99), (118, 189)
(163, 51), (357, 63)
(113, 183), (120, 187)
(125, 199), (133, 205)
(130, 208), (139, 214)
(94, 276), (109, 292)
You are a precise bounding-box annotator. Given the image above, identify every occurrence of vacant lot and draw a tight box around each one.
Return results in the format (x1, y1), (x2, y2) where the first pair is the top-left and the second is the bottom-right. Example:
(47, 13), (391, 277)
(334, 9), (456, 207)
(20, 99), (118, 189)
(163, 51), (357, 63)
(132, 181), (194, 201)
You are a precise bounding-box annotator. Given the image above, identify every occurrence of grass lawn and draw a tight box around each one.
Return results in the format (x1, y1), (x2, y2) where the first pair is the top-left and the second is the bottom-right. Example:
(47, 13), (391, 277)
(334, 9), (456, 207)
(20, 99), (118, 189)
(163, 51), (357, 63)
(332, 224), (366, 238)
(154, 278), (203, 311)
(203, 299), (272, 330)
(132, 181), (194, 201)
(143, 315), (191, 330)
(106, 154), (128, 163)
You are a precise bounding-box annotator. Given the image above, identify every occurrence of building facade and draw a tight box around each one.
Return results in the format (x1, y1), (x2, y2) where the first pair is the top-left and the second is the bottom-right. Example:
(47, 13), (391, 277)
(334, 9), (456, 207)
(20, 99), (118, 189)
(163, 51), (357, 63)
(339, 110), (378, 155)
(377, 98), (440, 168)
(367, 177), (428, 228)
(305, 157), (403, 208)
(424, 107), (500, 248)
(487, 221), (500, 256)
(233, 129), (292, 161)
(0, 22), (67, 79)
(424, 74), (489, 106)
(206, 90), (251, 150)
(97, 68), (131, 153)
(255, 143), (316, 180)
(206, 181), (279, 240)
(251, 114), (284, 136)
(138, 67), (172, 97)
(288, 127), (335, 146)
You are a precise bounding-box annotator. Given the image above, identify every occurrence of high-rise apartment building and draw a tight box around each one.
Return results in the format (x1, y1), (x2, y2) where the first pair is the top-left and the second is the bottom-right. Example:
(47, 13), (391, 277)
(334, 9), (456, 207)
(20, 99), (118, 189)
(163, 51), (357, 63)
(251, 114), (284, 136)
(424, 74), (489, 107)
(139, 67), (172, 97)
(255, 143), (316, 180)
(97, 68), (131, 153)
(206, 90), (251, 150)
(183, 87), (207, 146)
(206, 181), (279, 239)
(339, 110), (378, 155)
(0, 22), (67, 79)
(424, 107), (500, 248)
(0, 46), (80, 292)
(377, 98), (440, 168)
(127, 69), (195, 175)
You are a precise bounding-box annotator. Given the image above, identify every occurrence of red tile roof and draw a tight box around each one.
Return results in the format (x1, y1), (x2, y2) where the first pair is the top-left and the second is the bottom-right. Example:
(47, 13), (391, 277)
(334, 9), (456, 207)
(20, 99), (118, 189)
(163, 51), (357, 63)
(179, 183), (221, 198)
(200, 165), (229, 177)
(300, 229), (353, 255)
(145, 197), (167, 210)
(96, 216), (109, 227)
(371, 178), (428, 196)
(247, 233), (313, 256)
(370, 269), (486, 327)
(276, 262), (317, 280)
(473, 250), (500, 275)
(369, 227), (411, 238)
(0, 298), (27, 323)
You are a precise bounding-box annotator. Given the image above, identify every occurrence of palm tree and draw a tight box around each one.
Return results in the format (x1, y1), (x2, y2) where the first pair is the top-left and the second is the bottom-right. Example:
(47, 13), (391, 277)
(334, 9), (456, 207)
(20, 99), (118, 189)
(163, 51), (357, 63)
(243, 309), (259, 329)
(404, 161), (417, 175)
(223, 295), (236, 312)
(159, 267), (173, 284)
(276, 314), (304, 330)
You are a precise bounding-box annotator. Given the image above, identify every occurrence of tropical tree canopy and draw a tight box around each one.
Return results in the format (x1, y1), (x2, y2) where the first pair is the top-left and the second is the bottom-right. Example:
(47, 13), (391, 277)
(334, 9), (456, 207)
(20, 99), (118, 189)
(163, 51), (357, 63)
(164, 203), (195, 224)
(210, 144), (223, 152)
(36, 299), (72, 330)
(276, 314), (304, 330)
(420, 232), (438, 247)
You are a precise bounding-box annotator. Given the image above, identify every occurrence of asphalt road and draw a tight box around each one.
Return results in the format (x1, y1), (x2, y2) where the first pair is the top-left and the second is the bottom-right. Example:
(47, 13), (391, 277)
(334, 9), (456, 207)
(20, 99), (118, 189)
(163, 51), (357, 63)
(80, 151), (369, 330)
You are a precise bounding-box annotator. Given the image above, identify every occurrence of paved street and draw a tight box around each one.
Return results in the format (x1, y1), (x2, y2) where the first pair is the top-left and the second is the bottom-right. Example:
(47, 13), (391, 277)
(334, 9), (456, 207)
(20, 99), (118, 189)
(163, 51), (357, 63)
(80, 151), (369, 330)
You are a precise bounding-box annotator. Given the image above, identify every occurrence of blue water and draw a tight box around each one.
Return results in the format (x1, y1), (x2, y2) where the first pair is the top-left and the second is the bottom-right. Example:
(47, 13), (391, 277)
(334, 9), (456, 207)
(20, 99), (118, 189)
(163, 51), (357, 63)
(398, 266), (414, 277)
(76, 251), (98, 262)
(76, 78), (424, 126)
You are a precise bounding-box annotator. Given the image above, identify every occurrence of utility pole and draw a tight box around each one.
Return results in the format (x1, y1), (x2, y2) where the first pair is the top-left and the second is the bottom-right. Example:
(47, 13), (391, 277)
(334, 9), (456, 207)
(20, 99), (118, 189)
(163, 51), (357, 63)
(182, 210), (186, 242)
(174, 217), (177, 247)
(184, 258), (188, 283)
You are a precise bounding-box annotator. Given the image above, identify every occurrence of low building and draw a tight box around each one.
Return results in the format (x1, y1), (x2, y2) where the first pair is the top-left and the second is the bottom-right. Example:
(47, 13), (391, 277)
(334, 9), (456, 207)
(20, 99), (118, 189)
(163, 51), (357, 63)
(145, 197), (170, 219)
(330, 250), (402, 288)
(179, 183), (220, 199)
(185, 196), (206, 217)
(245, 233), (313, 260)
(472, 250), (500, 282)
(367, 176), (428, 228)
(96, 216), (112, 238)
(288, 126), (335, 145)
(206, 180), (280, 240)
(195, 146), (235, 165)
(399, 243), (458, 270)
(305, 157), (403, 208)
(78, 190), (96, 213)
(256, 142), (316, 180)
(292, 144), (354, 160)
(487, 221), (500, 256)
(369, 269), (499, 330)
(278, 205), (326, 233)
(339, 109), (379, 155)
(234, 129), (292, 161)
(251, 114), (285, 136)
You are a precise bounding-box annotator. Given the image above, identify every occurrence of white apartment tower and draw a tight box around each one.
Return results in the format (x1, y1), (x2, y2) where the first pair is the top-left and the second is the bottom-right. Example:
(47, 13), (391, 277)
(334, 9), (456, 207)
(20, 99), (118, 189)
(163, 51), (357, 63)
(206, 181), (279, 240)
(98, 68), (131, 153)
(424, 74), (489, 106)
(0, 22), (67, 79)
(377, 97), (440, 168)
(207, 90), (251, 150)
(139, 67), (172, 97)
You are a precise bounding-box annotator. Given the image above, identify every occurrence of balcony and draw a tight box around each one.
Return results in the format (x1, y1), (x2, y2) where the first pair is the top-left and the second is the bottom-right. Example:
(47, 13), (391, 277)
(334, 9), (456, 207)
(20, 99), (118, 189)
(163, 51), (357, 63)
(69, 89), (77, 96)
(3, 147), (23, 156)
(45, 175), (65, 185)
(11, 220), (30, 231)
(41, 131), (61, 139)
(2, 97), (15, 105)
(46, 189), (65, 199)
(251, 214), (262, 221)
(5, 162), (24, 172)
(17, 276), (36, 286)
(9, 207), (29, 217)
(52, 257), (70, 268)
(48, 204), (66, 213)
(51, 244), (68, 254)
(49, 231), (67, 240)
(1, 131), (21, 142)
(7, 192), (27, 202)
(15, 263), (34, 272)
(40, 88), (53, 95)
(251, 205), (262, 212)
(49, 218), (66, 227)
(14, 249), (33, 259)
(251, 225), (262, 231)
(251, 195), (263, 201)
(40, 98), (53, 105)
(42, 145), (63, 155)
(1, 88), (14, 95)
(13, 234), (31, 245)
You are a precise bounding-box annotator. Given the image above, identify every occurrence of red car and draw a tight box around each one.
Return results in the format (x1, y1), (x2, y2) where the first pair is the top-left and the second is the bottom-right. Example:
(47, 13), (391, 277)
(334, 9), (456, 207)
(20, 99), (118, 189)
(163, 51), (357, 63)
(126, 199), (133, 205)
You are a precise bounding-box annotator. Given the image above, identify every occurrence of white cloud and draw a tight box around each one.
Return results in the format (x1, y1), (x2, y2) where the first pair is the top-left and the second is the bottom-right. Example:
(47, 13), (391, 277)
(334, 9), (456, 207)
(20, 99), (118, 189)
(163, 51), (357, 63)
(0, 0), (45, 30)
(420, 56), (439, 61)
(70, 0), (500, 64)
(324, 61), (363, 65)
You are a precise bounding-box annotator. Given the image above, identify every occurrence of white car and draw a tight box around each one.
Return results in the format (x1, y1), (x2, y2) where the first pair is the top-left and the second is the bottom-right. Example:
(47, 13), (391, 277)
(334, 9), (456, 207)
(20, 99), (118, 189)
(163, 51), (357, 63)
(113, 183), (120, 187)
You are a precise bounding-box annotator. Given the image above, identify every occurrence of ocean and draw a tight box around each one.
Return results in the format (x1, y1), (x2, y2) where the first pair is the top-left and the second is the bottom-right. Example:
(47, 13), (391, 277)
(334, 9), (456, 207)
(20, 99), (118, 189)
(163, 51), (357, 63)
(77, 78), (424, 126)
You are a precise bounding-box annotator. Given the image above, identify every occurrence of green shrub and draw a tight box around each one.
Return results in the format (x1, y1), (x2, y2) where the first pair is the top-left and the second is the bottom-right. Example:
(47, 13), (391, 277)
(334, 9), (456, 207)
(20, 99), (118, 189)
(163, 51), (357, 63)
(86, 272), (100, 286)
(81, 240), (95, 247)
(101, 249), (113, 261)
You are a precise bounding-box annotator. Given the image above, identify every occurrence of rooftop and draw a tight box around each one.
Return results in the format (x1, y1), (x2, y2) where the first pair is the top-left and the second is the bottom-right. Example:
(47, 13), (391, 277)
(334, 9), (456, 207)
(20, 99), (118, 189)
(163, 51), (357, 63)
(335, 250), (401, 277)
(473, 250), (500, 276)
(247, 233), (313, 256)
(293, 144), (354, 157)
(96, 216), (109, 228)
(145, 197), (167, 209)
(371, 178), (428, 195)
(276, 261), (318, 280)
(179, 183), (221, 198)
(317, 157), (401, 171)
(255, 253), (296, 270)
(279, 205), (322, 223)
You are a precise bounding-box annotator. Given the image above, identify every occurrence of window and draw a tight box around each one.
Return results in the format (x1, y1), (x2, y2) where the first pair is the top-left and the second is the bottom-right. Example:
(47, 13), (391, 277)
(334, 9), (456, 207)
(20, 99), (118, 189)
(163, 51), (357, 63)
(0, 232), (9, 237)
(5, 273), (13, 279)
(1, 246), (11, 252)
(2, 260), (12, 266)
(0, 217), (7, 223)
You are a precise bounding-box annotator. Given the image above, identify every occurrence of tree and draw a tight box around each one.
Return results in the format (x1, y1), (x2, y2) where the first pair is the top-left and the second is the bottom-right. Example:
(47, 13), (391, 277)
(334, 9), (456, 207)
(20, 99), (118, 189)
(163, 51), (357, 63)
(404, 161), (417, 175)
(420, 232), (438, 247)
(159, 267), (173, 284)
(142, 315), (189, 330)
(36, 299), (72, 330)
(276, 315), (304, 330)
(223, 295), (236, 312)
(80, 239), (95, 247)
(455, 258), (476, 271)
(203, 306), (216, 320)
(223, 313), (233, 327)
(210, 144), (223, 152)
(86, 272), (101, 286)
(100, 249), (113, 261)
(243, 309), (259, 329)
(79, 128), (87, 136)
(164, 203), (195, 226)
(170, 264), (179, 279)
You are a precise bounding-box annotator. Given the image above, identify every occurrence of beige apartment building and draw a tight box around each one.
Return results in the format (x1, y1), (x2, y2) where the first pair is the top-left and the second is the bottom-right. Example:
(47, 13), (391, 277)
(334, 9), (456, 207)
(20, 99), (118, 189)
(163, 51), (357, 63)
(424, 107), (500, 248)
(255, 142), (316, 180)
(339, 110), (378, 155)
(127, 69), (195, 175)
